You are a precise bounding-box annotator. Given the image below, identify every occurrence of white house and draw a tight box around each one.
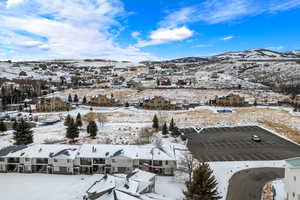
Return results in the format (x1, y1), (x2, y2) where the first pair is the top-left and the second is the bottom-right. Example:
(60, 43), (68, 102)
(285, 157), (300, 200)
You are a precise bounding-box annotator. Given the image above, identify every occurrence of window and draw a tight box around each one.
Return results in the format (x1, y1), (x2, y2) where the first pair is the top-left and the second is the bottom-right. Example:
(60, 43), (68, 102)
(165, 161), (168, 165)
(294, 176), (297, 181)
(112, 159), (116, 163)
(0, 158), (5, 162)
(53, 159), (58, 162)
(67, 159), (70, 163)
(293, 192), (295, 198)
(25, 158), (30, 162)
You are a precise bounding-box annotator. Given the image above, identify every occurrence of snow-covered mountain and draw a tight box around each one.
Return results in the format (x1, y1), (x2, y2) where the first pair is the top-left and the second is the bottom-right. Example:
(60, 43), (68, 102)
(213, 49), (300, 60)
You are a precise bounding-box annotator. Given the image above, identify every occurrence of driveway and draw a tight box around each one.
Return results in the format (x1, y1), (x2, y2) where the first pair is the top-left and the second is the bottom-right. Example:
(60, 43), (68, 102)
(226, 167), (284, 200)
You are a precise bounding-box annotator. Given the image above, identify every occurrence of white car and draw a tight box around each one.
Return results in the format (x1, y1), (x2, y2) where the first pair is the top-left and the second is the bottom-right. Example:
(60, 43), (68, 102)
(252, 135), (261, 142)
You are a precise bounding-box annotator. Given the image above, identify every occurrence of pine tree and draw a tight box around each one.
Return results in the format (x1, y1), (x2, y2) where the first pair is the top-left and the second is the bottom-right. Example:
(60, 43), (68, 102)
(66, 118), (79, 141)
(184, 163), (221, 200)
(74, 94), (79, 103)
(82, 96), (87, 104)
(152, 114), (159, 129)
(13, 119), (33, 145)
(162, 122), (169, 135)
(68, 94), (73, 103)
(12, 120), (18, 130)
(169, 118), (175, 131)
(171, 126), (181, 137)
(87, 121), (98, 138)
(75, 113), (83, 128)
(0, 121), (7, 132)
(64, 114), (72, 126)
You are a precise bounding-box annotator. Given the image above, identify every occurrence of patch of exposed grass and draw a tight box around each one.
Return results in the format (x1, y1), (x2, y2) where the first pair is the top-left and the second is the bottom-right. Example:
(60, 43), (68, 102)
(258, 119), (300, 143)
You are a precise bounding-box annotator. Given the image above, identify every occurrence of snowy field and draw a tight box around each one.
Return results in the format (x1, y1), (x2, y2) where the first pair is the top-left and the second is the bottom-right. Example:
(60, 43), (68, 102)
(1, 104), (300, 146)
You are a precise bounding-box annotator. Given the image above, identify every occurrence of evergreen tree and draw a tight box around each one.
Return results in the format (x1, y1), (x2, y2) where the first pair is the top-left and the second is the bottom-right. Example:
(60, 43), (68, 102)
(13, 119), (33, 145)
(64, 114), (72, 126)
(184, 163), (221, 200)
(87, 120), (98, 138)
(169, 118), (175, 131)
(68, 94), (73, 103)
(74, 94), (79, 103)
(12, 120), (18, 130)
(66, 118), (79, 141)
(82, 96), (87, 104)
(152, 114), (159, 129)
(0, 121), (7, 132)
(75, 113), (83, 128)
(162, 122), (169, 135)
(171, 126), (181, 137)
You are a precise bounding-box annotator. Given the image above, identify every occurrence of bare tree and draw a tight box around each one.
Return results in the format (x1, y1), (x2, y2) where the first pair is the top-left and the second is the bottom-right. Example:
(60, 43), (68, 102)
(138, 127), (153, 143)
(97, 113), (107, 127)
(180, 152), (198, 183)
(157, 112), (170, 127)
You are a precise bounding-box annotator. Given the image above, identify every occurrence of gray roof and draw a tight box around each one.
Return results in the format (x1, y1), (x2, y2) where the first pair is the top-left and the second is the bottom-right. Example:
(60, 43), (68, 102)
(0, 145), (28, 157)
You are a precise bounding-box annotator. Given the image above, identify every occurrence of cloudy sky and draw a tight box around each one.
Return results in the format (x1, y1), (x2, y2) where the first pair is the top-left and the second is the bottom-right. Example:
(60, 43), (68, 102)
(0, 0), (300, 61)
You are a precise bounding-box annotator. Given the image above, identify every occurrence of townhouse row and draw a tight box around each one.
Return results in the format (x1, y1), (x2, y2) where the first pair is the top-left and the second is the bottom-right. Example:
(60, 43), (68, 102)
(0, 144), (177, 176)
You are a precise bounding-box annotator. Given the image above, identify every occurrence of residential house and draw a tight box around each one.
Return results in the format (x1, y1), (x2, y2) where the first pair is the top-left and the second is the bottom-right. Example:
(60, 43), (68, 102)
(285, 157), (300, 200)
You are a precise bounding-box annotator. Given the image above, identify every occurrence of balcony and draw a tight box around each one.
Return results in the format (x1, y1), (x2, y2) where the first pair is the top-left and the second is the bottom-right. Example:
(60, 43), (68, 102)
(7, 158), (20, 164)
(152, 161), (163, 167)
(80, 159), (92, 166)
(36, 158), (48, 164)
(93, 158), (105, 165)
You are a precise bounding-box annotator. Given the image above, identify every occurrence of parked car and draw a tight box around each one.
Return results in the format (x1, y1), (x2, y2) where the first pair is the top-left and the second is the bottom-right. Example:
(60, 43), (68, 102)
(252, 135), (261, 142)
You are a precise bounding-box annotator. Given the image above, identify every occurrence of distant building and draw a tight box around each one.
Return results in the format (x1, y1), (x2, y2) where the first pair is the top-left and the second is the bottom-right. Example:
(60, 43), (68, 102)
(89, 95), (120, 107)
(141, 96), (177, 110)
(285, 157), (300, 200)
(211, 93), (247, 107)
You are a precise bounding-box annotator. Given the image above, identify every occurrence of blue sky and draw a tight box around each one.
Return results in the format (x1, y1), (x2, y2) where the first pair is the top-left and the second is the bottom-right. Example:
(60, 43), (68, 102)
(0, 0), (300, 61)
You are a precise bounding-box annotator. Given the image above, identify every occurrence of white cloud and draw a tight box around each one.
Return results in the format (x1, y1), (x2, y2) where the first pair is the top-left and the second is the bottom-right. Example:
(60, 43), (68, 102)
(158, 0), (300, 26)
(0, 0), (154, 61)
(6, 0), (25, 8)
(267, 46), (285, 51)
(220, 35), (235, 40)
(131, 31), (140, 40)
(136, 26), (193, 47)
(158, 7), (196, 28)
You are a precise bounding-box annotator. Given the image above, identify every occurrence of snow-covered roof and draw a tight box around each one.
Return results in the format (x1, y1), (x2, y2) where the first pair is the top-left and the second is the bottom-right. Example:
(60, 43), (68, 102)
(86, 169), (156, 200)
(286, 157), (300, 168)
(77, 144), (175, 161)
(4, 144), (79, 159)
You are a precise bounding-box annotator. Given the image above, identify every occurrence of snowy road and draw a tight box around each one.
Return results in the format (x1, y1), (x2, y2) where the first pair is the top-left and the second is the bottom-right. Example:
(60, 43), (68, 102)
(226, 167), (284, 200)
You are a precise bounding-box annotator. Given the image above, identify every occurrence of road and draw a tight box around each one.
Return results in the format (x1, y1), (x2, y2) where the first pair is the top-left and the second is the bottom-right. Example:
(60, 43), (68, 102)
(226, 167), (284, 200)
